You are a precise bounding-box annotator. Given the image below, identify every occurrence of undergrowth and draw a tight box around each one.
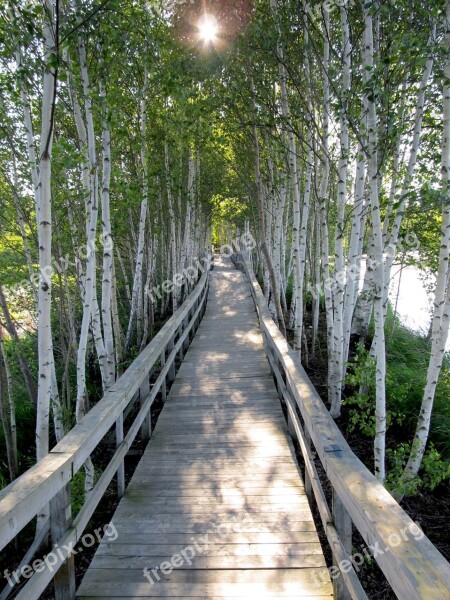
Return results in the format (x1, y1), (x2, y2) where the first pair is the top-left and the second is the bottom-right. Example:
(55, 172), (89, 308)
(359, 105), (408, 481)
(344, 308), (450, 495)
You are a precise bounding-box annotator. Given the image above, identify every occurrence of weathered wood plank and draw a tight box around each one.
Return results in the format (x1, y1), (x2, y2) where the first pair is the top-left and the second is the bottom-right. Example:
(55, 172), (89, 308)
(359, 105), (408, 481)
(111, 520), (319, 535)
(95, 542), (325, 558)
(126, 486), (306, 496)
(93, 532), (320, 545)
(90, 554), (326, 570)
(78, 567), (333, 597)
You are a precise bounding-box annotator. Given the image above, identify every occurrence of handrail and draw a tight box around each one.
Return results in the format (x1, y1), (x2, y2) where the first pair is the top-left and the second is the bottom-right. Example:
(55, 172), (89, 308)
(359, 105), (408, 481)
(0, 267), (210, 600)
(233, 253), (450, 600)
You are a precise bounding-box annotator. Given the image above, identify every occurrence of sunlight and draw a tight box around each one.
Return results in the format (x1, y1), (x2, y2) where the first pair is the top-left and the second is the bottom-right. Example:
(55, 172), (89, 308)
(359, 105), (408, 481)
(198, 14), (218, 44)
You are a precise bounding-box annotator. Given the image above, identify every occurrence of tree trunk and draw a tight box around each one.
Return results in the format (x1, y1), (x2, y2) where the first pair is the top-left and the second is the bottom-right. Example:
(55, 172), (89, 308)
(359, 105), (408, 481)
(363, 0), (386, 483)
(250, 77), (286, 337)
(126, 71), (149, 348)
(0, 328), (18, 482)
(36, 0), (57, 464)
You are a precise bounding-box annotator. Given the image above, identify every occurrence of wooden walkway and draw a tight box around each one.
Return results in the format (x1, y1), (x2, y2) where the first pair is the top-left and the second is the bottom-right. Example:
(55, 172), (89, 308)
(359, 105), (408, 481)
(77, 257), (333, 599)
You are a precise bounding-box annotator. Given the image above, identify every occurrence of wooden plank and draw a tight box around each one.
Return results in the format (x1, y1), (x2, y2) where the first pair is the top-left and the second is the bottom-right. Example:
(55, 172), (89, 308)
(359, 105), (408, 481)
(149, 432), (291, 444)
(116, 499), (311, 512)
(92, 532), (320, 545)
(129, 478), (304, 488)
(93, 543), (325, 558)
(152, 418), (287, 428)
(126, 486), (306, 497)
(111, 520), (319, 535)
(111, 511), (316, 524)
(90, 554), (326, 571)
(161, 399), (281, 408)
(77, 568), (333, 598)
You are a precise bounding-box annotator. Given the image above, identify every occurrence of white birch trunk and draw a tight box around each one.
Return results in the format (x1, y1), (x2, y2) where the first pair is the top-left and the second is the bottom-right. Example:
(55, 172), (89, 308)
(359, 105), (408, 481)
(116, 246), (132, 306)
(0, 329), (18, 481)
(363, 0), (386, 482)
(14, 42), (40, 222)
(396, 2), (450, 497)
(318, 11), (336, 411)
(179, 148), (194, 279)
(343, 147), (367, 366)
(126, 69), (149, 348)
(164, 141), (178, 313)
(111, 259), (123, 375)
(251, 77), (286, 336)
(36, 0), (56, 464)
(99, 75), (115, 386)
(311, 205), (321, 358)
(271, 0), (301, 347)
(330, 0), (351, 416)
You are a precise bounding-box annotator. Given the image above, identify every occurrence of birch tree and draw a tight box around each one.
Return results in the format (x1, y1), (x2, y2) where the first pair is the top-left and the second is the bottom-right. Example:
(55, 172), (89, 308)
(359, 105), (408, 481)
(395, 0), (450, 498)
(362, 0), (387, 482)
(126, 69), (149, 349)
(36, 0), (57, 463)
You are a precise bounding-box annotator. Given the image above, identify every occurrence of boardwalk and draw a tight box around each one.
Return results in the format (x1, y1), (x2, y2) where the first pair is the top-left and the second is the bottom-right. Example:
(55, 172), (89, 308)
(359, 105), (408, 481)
(77, 257), (333, 599)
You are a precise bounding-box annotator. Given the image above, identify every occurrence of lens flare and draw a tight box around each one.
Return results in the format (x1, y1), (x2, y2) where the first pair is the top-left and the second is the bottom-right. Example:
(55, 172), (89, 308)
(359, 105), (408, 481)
(198, 14), (218, 44)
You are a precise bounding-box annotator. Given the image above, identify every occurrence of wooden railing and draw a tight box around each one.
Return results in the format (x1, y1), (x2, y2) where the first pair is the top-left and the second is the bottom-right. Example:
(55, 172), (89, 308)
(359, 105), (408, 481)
(233, 253), (450, 600)
(0, 268), (210, 600)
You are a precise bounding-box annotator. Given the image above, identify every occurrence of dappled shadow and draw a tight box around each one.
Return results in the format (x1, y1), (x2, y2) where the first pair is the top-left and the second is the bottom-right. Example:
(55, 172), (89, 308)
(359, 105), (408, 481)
(76, 256), (332, 599)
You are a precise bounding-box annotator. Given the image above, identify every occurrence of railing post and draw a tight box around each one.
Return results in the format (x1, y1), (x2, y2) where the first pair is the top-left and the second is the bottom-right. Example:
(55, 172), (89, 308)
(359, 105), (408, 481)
(161, 350), (167, 402)
(182, 314), (190, 352)
(140, 373), (151, 442)
(167, 334), (176, 383)
(50, 484), (76, 600)
(304, 430), (313, 503)
(193, 298), (200, 333)
(177, 323), (185, 362)
(202, 284), (208, 316)
(287, 412), (297, 441)
(332, 488), (352, 600)
(116, 414), (125, 498)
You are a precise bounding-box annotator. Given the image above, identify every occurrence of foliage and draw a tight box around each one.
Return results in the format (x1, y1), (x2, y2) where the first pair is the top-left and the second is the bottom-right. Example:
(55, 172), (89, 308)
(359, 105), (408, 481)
(345, 309), (450, 494)
(386, 443), (450, 496)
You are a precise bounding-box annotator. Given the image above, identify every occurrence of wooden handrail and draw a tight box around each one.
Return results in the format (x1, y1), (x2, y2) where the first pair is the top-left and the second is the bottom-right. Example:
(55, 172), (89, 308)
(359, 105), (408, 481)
(233, 253), (450, 600)
(0, 268), (210, 600)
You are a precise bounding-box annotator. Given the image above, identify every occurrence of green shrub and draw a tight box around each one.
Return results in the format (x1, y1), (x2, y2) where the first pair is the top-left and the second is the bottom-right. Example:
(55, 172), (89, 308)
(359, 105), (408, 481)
(385, 442), (450, 496)
(344, 308), (450, 495)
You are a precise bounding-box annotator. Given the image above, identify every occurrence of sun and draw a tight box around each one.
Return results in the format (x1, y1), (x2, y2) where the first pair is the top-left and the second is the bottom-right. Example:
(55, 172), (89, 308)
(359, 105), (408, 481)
(198, 14), (218, 44)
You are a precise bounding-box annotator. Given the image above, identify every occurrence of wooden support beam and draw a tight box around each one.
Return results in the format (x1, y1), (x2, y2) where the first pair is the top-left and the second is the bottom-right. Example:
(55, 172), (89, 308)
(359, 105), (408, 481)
(140, 375), (151, 442)
(332, 489), (352, 600)
(115, 414), (125, 498)
(160, 351), (167, 402)
(50, 485), (75, 600)
(167, 335), (176, 383)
